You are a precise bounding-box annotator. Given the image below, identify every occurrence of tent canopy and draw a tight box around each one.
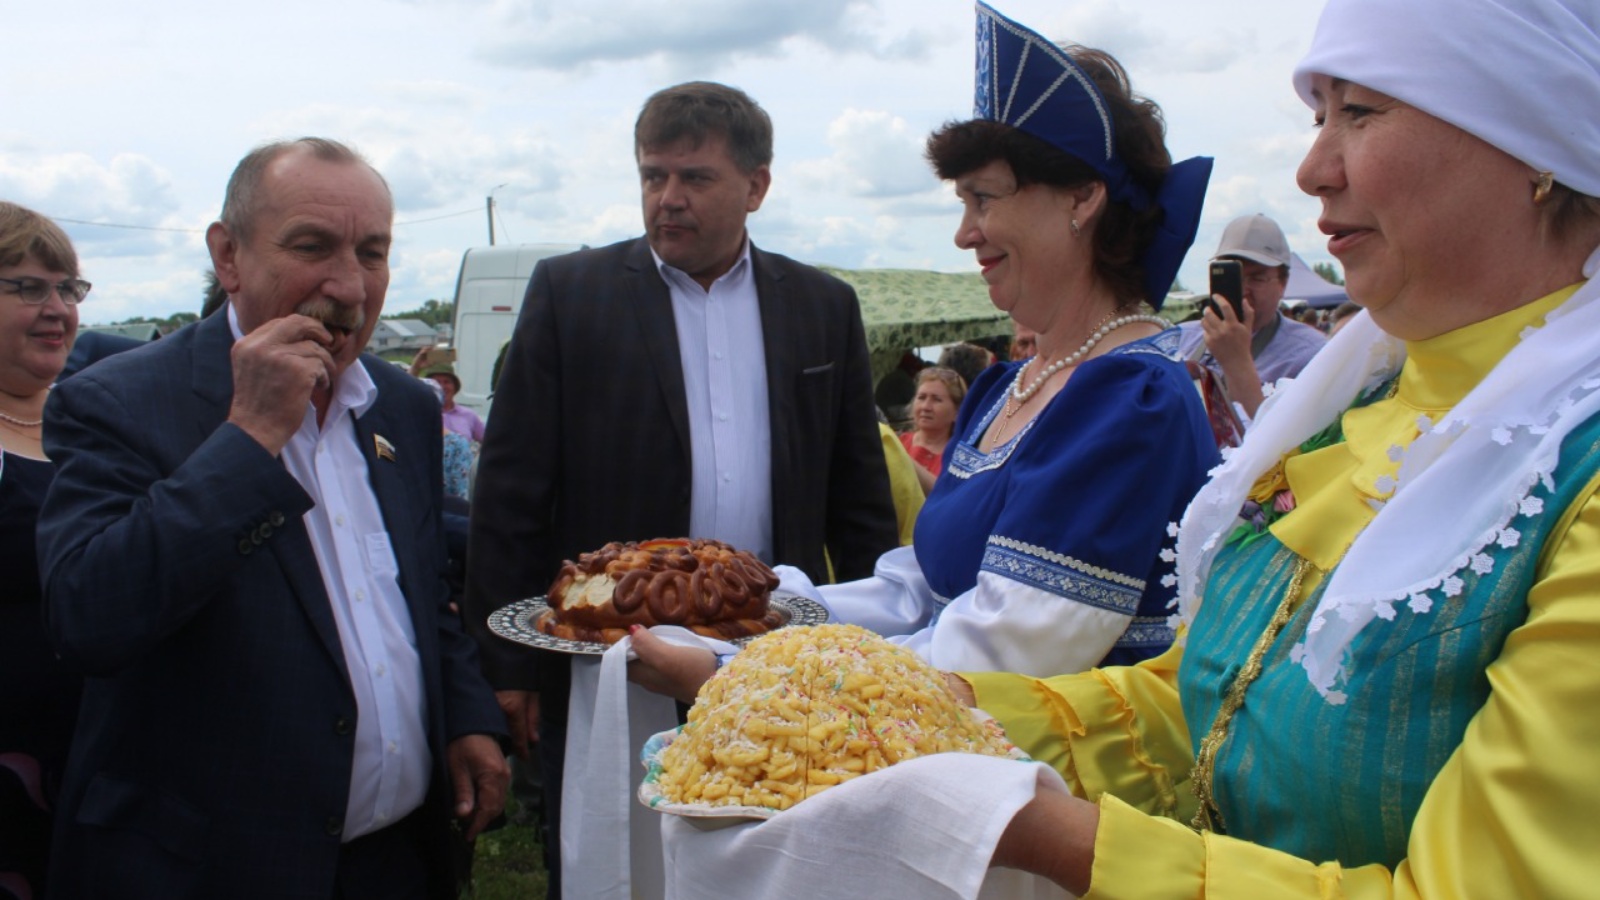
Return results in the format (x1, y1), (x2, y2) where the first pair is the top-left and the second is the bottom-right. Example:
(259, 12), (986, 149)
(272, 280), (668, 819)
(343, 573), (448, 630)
(819, 266), (1011, 382)
(1286, 253), (1348, 308)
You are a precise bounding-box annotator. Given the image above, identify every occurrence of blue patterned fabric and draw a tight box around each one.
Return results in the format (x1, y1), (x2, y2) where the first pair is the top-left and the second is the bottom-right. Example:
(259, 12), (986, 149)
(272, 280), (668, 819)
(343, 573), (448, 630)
(442, 430), (473, 500)
(1178, 408), (1600, 867)
(915, 329), (1217, 666)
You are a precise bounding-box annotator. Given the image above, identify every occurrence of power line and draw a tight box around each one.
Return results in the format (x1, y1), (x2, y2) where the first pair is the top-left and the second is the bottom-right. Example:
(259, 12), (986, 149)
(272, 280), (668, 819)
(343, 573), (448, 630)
(396, 207), (480, 226)
(51, 216), (200, 234)
(48, 205), (482, 234)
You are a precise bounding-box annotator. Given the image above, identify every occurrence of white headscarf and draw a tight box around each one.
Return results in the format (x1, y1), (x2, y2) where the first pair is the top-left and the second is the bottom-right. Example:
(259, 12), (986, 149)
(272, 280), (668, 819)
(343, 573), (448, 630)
(1293, 0), (1600, 196)
(1176, 0), (1600, 703)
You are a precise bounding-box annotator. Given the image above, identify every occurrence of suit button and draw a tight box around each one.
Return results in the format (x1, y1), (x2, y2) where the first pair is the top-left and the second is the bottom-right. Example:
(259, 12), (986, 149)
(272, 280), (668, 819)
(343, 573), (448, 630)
(259, 523), (274, 539)
(237, 539), (254, 555)
(268, 511), (286, 527)
(334, 716), (353, 736)
(326, 817), (343, 836)
(250, 528), (265, 545)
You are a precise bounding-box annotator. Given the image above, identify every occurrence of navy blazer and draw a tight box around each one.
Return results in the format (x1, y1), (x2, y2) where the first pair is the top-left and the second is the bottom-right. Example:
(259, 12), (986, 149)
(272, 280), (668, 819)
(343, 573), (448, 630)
(37, 312), (504, 899)
(464, 237), (899, 688)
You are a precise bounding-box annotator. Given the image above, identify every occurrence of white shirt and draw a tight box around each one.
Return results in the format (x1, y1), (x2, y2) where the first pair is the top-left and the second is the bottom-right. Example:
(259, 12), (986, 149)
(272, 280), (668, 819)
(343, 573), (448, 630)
(653, 240), (774, 561)
(229, 308), (430, 840)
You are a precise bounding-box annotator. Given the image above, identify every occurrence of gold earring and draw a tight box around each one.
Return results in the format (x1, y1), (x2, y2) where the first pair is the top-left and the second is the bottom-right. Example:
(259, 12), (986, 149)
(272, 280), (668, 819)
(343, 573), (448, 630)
(1533, 171), (1554, 205)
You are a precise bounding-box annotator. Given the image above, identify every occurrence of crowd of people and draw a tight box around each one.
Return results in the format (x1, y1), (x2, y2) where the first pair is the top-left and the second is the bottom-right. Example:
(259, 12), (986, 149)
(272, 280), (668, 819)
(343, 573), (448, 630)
(2, 0), (1597, 898)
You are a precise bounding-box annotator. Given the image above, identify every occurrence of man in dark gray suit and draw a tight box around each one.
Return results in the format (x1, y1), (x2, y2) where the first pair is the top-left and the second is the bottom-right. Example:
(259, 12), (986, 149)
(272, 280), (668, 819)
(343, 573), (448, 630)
(39, 138), (508, 899)
(464, 82), (898, 893)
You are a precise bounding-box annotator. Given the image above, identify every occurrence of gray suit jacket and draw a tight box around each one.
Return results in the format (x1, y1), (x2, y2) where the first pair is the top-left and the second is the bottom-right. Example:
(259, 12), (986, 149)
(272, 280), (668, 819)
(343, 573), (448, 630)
(465, 237), (898, 688)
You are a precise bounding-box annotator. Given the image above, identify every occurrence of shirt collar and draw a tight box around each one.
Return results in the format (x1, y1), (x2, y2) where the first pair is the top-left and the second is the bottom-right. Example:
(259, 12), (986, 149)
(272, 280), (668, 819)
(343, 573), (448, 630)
(649, 235), (753, 291)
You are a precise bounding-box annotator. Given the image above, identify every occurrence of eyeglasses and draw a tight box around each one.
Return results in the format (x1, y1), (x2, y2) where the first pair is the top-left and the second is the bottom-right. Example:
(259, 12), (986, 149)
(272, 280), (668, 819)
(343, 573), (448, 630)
(0, 276), (92, 305)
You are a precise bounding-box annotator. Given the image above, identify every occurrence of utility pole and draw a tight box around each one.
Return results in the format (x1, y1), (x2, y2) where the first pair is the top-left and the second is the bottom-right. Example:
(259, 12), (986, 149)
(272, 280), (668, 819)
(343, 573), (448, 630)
(487, 183), (508, 246)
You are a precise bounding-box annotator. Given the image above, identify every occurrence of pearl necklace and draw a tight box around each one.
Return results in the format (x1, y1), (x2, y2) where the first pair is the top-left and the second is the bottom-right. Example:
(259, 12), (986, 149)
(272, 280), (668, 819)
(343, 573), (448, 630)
(1010, 313), (1169, 404)
(0, 409), (43, 428)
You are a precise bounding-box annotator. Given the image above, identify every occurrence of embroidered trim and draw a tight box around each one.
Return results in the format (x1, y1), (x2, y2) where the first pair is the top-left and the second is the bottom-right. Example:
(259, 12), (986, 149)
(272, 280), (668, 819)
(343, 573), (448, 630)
(989, 536), (1146, 589)
(983, 538), (1144, 615)
(1116, 616), (1176, 648)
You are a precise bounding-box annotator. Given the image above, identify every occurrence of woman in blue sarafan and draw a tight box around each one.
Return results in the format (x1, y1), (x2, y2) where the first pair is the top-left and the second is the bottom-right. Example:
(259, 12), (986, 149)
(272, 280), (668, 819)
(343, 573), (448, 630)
(768, 31), (1220, 679)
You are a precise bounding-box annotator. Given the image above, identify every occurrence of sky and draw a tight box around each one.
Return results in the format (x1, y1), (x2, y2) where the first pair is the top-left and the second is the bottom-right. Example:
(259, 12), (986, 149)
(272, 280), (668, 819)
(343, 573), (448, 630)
(7, 0), (1337, 326)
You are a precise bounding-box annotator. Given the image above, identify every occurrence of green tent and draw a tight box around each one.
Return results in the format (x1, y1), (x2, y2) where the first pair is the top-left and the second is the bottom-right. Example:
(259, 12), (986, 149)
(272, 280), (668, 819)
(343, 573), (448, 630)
(818, 266), (1010, 382)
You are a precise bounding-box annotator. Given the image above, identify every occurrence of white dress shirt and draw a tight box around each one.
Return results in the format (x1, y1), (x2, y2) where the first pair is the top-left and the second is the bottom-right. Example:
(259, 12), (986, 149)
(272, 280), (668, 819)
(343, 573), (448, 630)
(229, 308), (430, 840)
(653, 240), (774, 561)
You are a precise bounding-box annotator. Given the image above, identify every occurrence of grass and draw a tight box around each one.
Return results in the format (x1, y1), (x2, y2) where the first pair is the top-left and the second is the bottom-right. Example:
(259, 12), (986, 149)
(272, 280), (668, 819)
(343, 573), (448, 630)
(465, 796), (549, 900)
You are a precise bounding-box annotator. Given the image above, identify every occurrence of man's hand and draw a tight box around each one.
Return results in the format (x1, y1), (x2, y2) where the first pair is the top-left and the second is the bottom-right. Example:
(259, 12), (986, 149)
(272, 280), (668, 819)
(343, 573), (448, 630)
(446, 734), (510, 841)
(228, 315), (336, 455)
(1199, 298), (1267, 418)
(497, 690), (540, 759)
(1199, 296), (1254, 368)
(627, 626), (717, 704)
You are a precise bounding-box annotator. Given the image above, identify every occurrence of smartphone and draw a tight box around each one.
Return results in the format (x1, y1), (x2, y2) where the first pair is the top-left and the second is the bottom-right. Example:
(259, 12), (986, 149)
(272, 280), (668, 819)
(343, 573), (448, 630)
(1207, 260), (1245, 320)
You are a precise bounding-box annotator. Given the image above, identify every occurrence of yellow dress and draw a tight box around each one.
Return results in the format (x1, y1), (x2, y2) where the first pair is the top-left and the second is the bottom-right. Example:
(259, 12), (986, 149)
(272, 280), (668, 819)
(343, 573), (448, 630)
(967, 287), (1600, 897)
(878, 422), (924, 546)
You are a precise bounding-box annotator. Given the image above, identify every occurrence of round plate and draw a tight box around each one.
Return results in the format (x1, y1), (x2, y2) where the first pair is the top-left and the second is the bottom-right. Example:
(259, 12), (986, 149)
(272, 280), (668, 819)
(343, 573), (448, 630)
(487, 592), (828, 655)
(638, 726), (780, 830)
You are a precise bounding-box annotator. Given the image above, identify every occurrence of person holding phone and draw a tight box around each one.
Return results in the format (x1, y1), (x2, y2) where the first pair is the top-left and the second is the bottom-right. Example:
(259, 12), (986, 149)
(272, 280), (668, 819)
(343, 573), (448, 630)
(1178, 213), (1326, 422)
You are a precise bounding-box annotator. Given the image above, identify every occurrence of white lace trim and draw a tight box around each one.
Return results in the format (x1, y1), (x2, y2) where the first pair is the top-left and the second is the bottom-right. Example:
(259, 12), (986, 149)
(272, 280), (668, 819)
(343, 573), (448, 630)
(1174, 246), (1600, 704)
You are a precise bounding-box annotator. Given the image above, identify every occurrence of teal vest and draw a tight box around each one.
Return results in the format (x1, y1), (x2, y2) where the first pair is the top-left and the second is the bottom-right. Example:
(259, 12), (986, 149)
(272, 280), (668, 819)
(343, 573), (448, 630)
(1178, 411), (1600, 867)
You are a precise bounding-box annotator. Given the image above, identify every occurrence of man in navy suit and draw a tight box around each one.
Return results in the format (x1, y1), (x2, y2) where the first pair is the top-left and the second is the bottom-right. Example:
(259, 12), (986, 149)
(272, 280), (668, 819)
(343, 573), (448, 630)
(38, 138), (508, 899)
(464, 81), (898, 893)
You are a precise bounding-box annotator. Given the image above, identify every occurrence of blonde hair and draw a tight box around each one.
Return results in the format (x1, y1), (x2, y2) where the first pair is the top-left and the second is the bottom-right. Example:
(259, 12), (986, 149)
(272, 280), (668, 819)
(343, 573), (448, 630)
(916, 366), (968, 411)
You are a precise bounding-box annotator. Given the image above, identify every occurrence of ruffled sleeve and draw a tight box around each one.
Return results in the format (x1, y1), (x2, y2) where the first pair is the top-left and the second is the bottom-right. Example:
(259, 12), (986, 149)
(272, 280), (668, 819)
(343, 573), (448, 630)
(976, 471), (1600, 899)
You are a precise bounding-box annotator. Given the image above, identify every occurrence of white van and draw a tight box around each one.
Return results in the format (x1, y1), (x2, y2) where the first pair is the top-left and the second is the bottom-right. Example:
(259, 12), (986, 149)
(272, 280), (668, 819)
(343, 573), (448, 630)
(449, 243), (581, 412)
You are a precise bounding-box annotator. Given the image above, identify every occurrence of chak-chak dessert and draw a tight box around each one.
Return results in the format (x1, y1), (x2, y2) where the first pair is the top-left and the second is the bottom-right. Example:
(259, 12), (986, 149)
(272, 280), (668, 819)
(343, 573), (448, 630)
(536, 538), (783, 644)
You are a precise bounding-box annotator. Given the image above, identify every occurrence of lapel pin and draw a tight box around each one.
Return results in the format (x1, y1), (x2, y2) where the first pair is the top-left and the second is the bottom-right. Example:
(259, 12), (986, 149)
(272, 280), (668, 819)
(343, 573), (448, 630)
(374, 434), (397, 462)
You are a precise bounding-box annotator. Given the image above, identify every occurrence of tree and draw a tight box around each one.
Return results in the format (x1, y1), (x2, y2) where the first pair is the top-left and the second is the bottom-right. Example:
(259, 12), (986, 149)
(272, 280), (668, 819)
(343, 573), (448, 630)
(1313, 261), (1345, 285)
(385, 298), (454, 329)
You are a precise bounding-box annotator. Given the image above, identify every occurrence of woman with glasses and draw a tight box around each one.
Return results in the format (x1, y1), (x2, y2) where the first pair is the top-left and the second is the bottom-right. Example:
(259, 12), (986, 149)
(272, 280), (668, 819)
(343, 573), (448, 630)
(0, 201), (86, 900)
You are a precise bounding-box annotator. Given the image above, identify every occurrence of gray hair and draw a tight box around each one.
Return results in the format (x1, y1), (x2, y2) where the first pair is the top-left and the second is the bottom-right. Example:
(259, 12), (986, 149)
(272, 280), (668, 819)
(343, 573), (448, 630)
(219, 137), (391, 242)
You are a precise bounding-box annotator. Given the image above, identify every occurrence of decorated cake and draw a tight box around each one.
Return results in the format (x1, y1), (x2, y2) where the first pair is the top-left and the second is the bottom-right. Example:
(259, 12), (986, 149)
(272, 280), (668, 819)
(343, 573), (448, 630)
(646, 623), (1018, 812)
(536, 538), (783, 644)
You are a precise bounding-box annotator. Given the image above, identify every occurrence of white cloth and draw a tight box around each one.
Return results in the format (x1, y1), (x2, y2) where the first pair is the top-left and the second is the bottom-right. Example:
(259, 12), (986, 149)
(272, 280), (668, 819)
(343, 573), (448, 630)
(660, 753), (1071, 900)
(562, 627), (738, 900)
(1175, 248), (1600, 702)
(230, 306), (428, 839)
(1293, 0), (1600, 196)
(653, 240), (774, 562)
(778, 545), (1129, 678)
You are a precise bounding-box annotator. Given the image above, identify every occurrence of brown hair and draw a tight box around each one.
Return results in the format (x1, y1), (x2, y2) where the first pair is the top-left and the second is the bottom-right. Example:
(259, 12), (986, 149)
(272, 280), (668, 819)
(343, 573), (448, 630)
(220, 138), (390, 243)
(635, 82), (773, 174)
(925, 47), (1171, 309)
(0, 202), (79, 277)
(1539, 182), (1600, 248)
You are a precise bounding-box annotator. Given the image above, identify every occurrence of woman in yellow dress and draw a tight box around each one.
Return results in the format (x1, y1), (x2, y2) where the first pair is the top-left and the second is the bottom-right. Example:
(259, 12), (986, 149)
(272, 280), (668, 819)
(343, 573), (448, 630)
(971, 0), (1600, 894)
(658, 0), (1600, 897)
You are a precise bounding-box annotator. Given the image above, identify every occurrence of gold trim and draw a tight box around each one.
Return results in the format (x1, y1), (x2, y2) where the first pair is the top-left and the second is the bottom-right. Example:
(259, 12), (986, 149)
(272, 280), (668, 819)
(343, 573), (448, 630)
(1190, 554), (1314, 833)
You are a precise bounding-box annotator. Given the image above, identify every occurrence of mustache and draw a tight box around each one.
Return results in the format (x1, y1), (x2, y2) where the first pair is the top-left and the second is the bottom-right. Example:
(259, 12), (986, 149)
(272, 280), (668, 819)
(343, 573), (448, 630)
(296, 299), (364, 335)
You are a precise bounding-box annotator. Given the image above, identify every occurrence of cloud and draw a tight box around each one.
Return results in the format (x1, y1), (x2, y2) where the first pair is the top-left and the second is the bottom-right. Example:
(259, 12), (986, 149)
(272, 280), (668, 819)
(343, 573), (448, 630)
(0, 148), (194, 260)
(791, 108), (938, 200)
(473, 0), (925, 73)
